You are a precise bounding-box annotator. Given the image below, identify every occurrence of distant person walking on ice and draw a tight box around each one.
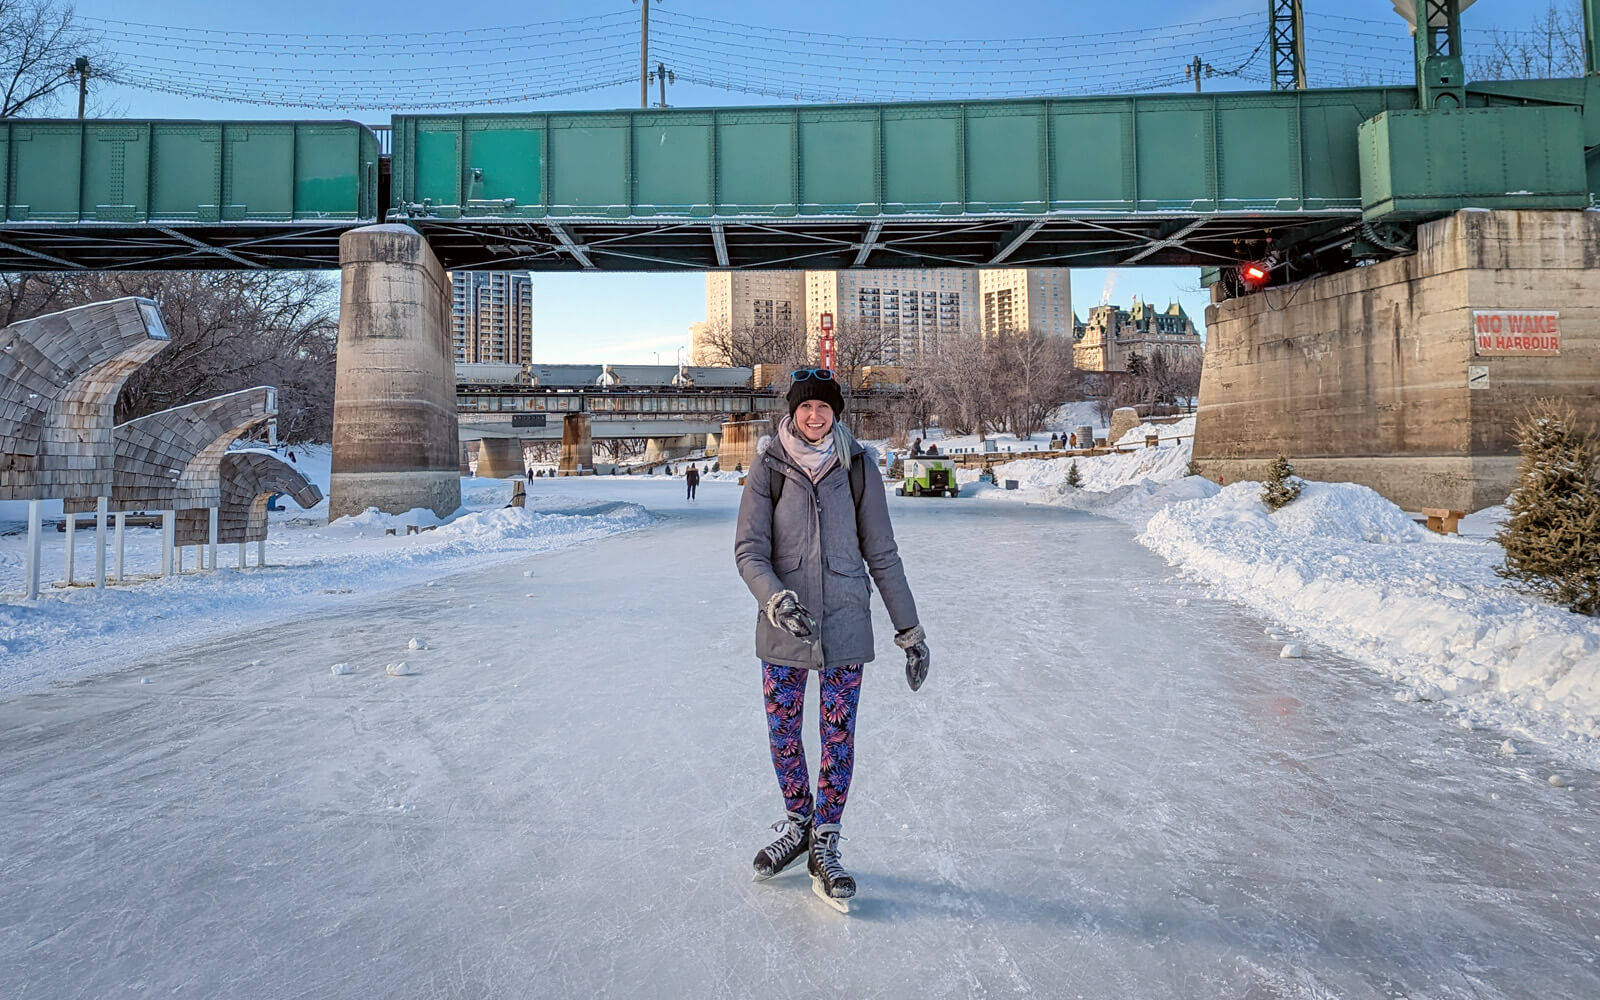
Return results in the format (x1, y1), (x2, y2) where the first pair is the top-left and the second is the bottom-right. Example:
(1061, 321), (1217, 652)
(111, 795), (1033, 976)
(734, 367), (930, 913)
(685, 464), (700, 500)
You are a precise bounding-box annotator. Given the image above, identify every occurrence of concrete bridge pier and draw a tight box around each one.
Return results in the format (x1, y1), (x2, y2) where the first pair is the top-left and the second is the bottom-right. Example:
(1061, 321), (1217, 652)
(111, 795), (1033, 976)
(474, 438), (525, 478)
(1193, 210), (1600, 512)
(558, 414), (593, 476)
(330, 225), (461, 520)
(642, 434), (698, 464)
(718, 419), (770, 474)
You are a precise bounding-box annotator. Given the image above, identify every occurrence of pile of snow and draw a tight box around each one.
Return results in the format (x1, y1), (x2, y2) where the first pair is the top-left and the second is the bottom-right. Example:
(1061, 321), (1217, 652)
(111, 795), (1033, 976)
(960, 429), (1600, 761)
(1045, 401), (1105, 435)
(1114, 414), (1195, 448)
(988, 441), (1194, 497)
(1141, 481), (1600, 756)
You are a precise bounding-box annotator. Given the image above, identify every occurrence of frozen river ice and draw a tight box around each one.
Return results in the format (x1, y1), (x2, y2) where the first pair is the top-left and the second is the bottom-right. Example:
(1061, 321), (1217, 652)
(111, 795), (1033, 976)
(3, 478), (1598, 999)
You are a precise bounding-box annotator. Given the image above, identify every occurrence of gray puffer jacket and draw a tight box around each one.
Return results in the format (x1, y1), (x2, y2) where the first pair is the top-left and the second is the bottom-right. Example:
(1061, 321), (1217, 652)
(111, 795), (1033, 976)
(735, 433), (919, 670)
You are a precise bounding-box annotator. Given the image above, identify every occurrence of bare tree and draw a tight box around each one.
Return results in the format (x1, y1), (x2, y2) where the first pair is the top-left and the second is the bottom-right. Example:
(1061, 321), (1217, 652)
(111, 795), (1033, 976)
(0, 1), (110, 118)
(523, 440), (560, 467)
(695, 319), (805, 371)
(597, 437), (648, 463)
(906, 329), (1002, 439)
(0, 271), (72, 325)
(828, 319), (891, 389)
(993, 330), (1077, 439)
(1469, 2), (1585, 80)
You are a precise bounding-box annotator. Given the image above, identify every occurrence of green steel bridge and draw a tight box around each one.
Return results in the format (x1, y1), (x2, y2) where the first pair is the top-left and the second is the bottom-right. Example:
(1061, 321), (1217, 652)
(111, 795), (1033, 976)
(0, 1), (1593, 282)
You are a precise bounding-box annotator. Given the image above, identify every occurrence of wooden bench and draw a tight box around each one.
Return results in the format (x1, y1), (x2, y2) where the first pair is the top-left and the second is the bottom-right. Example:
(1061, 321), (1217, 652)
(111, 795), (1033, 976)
(57, 513), (163, 531)
(1421, 507), (1466, 534)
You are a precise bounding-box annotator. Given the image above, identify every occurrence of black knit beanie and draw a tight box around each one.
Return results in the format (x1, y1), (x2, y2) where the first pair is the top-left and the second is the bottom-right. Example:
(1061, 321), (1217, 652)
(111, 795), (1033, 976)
(786, 372), (846, 420)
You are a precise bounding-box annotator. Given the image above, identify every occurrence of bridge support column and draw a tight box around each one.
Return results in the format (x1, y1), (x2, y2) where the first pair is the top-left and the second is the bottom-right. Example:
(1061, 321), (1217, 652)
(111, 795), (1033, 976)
(718, 419), (770, 474)
(642, 434), (697, 464)
(1193, 210), (1600, 512)
(474, 438), (524, 478)
(558, 414), (593, 476)
(330, 225), (461, 520)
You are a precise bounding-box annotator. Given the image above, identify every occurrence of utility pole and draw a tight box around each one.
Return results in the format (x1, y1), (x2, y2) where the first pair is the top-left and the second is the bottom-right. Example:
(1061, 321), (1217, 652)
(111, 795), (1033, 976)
(632, 0), (656, 110)
(1185, 55), (1213, 92)
(650, 61), (675, 107)
(72, 56), (89, 118)
(1585, 0), (1598, 76)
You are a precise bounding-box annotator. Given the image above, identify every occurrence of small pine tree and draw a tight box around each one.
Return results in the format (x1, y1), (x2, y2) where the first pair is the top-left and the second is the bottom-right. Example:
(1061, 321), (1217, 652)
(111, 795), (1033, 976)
(1261, 454), (1302, 511)
(1497, 401), (1600, 617)
(1066, 461), (1082, 488)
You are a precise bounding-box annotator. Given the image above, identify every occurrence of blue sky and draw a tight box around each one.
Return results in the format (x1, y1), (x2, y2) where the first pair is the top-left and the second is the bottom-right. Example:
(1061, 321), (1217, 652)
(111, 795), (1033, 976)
(75, 1), (1555, 363)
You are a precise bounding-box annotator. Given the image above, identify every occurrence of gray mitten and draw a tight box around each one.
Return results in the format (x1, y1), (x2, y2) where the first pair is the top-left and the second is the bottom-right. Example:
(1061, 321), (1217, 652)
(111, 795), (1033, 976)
(765, 590), (817, 642)
(895, 624), (930, 691)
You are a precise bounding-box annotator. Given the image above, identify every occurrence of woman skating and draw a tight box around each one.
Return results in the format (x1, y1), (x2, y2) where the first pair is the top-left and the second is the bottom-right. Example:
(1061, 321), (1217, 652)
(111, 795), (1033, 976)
(733, 369), (931, 912)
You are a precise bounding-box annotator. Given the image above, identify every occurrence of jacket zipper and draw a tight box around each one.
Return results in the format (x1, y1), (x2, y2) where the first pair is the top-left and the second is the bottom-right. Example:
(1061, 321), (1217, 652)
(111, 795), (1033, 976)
(774, 450), (846, 671)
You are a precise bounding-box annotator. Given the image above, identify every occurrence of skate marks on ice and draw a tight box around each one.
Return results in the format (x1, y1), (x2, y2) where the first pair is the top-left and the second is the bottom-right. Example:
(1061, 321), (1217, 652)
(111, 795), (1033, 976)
(2, 482), (1599, 999)
(830, 499), (1600, 999)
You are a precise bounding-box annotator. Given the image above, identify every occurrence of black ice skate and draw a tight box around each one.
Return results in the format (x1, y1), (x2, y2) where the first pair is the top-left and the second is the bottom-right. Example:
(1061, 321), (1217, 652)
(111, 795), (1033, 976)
(807, 822), (855, 913)
(752, 811), (811, 882)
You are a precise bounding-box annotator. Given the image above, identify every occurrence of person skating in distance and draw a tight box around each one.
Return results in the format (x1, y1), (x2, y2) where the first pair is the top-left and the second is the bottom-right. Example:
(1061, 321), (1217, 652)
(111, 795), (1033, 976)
(733, 368), (932, 913)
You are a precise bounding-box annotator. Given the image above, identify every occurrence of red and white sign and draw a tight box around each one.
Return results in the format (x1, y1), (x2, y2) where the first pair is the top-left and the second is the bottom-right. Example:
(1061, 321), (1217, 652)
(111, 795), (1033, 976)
(818, 312), (836, 370)
(820, 312), (834, 333)
(1473, 310), (1560, 356)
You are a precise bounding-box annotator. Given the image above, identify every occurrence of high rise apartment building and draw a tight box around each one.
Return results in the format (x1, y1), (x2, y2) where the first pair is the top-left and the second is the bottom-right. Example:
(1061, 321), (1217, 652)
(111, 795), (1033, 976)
(451, 271), (533, 364)
(695, 271), (806, 364)
(979, 267), (1072, 338)
(699, 266), (1071, 368)
(805, 269), (979, 365)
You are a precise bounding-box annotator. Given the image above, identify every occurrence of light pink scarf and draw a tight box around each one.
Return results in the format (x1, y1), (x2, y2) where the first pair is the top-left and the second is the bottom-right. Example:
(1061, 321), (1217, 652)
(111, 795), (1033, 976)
(777, 414), (838, 484)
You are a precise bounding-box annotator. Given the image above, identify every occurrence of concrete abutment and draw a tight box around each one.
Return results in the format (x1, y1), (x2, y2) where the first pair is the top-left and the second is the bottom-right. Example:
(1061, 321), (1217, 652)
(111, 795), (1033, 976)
(330, 226), (461, 520)
(1194, 210), (1600, 512)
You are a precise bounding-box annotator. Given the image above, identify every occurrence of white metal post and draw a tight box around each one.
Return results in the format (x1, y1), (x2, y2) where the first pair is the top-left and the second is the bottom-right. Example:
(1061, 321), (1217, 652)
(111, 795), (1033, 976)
(257, 538), (266, 568)
(94, 496), (107, 589)
(114, 512), (126, 582)
(207, 508), (219, 572)
(237, 541), (247, 568)
(63, 511), (76, 586)
(160, 511), (174, 577)
(24, 500), (42, 600)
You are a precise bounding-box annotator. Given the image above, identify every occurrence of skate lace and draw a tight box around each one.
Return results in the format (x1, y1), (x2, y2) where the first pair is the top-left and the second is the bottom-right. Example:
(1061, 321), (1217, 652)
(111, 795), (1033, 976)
(815, 830), (848, 880)
(769, 816), (807, 854)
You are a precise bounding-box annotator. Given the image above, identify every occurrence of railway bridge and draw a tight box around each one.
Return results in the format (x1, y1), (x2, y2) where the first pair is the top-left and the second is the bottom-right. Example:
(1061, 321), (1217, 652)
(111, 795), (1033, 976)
(0, 0), (1593, 514)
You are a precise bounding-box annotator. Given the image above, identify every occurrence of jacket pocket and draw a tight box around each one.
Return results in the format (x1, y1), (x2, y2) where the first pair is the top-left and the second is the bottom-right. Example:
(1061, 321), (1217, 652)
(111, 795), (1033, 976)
(825, 551), (866, 577)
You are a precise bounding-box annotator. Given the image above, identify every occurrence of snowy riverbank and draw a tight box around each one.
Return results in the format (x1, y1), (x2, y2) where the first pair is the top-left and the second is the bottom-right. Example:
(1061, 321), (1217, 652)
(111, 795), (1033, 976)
(0, 445), (652, 691)
(980, 438), (1600, 764)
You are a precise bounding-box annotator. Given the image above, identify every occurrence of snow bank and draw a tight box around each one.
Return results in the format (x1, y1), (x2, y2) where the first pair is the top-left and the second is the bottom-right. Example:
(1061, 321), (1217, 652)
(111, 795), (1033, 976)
(990, 441), (1193, 496)
(1141, 481), (1600, 757)
(1114, 414), (1196, 447)
(964, 429), (1600, 761)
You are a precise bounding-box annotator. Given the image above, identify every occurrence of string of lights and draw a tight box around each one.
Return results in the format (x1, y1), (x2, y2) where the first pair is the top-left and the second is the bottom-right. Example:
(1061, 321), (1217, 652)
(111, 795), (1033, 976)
(95, 6), (1503, 112)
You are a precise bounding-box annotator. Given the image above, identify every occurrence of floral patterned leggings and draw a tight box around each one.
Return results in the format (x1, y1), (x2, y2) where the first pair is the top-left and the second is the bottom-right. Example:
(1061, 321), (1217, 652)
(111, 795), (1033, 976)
(762, 661), (864, 826)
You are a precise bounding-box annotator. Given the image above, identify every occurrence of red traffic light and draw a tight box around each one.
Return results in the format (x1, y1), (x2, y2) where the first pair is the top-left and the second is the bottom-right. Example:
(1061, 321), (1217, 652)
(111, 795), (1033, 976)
(1241, 262), (1270, 286)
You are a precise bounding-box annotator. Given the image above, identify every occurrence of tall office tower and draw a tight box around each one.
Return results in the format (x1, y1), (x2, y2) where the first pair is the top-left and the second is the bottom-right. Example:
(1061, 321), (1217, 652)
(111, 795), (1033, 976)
(450, 271), (534, 364)
(697, 271), (807, 365)
(979, 267), (1073, 338)
(804, 268), (980, 366)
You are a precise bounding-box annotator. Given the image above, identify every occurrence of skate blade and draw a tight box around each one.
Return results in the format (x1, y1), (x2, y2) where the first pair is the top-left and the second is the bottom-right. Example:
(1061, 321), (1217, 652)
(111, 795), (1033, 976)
(811, 876), (853, 913)
(752, 853), (806, 883)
